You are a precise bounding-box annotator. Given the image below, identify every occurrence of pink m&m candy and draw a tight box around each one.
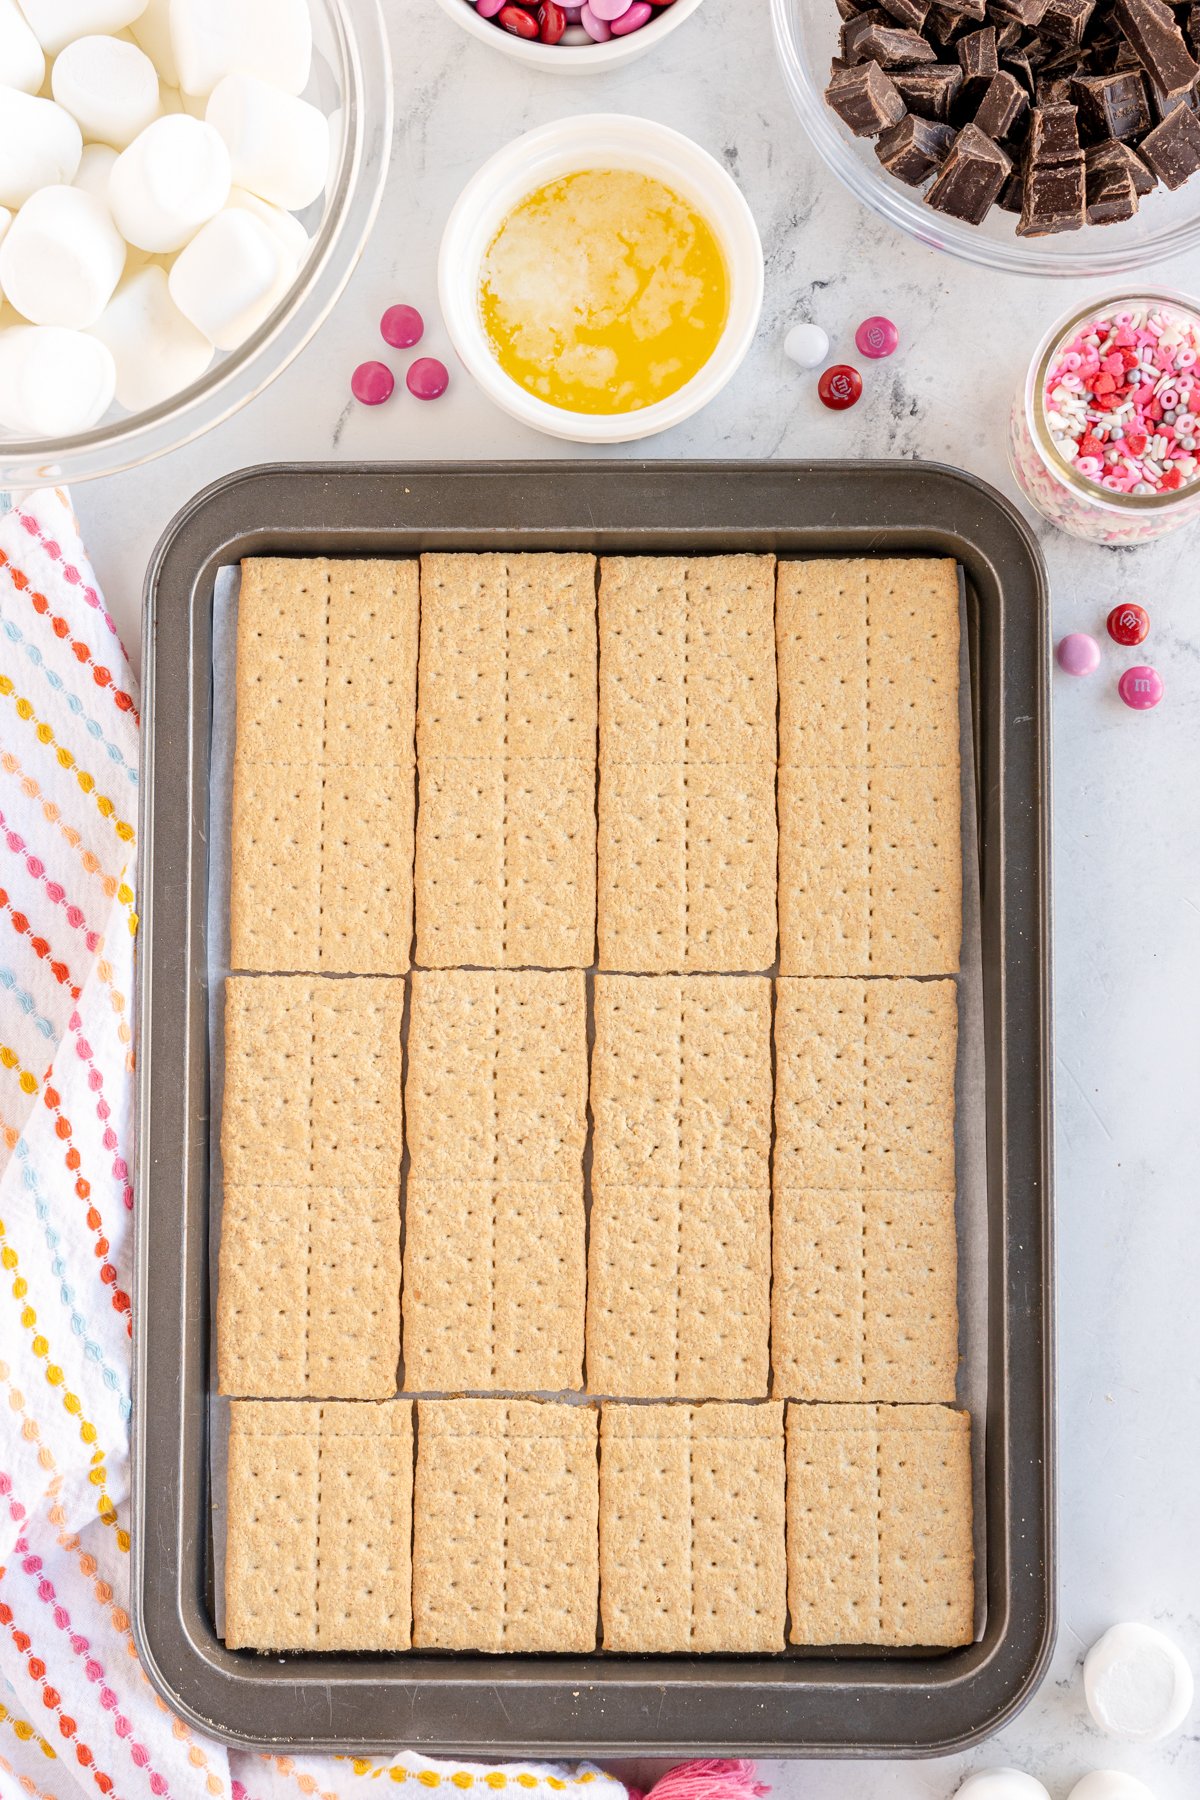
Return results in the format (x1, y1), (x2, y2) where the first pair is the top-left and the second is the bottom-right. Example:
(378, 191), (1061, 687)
(1056, 632), (1100, 676)
(580, 3), (612, 36)
(1118, 664), (1163, 709)
(610, 0), (653, 26)
(855, 315), (899, 359)
(381, 304), (423, 349)
(351, 360), (394, 405)
(407, 356), (450, 400)
(589, 0), (632, 15)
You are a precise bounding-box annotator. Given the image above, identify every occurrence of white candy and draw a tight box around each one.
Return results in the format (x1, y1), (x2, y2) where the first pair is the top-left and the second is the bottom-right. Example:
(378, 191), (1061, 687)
(0, 0), (44, 94)
(74, 142), (118, 202)
(89, 263), (212, 409)
(953, 1771), (1052, 1800)
(0, 90), (82, 209)
(0, 184), (125, 328)
(0, 206), (10, 305)
(52, 34), (161, 149)
(1084, 1624), (1194, 1742)
(15, 0), (148, 57)
(206, 74), (327, 212)
(129, 0), (177, 86)
(169, 0), (312, 98)
(168, 205), (292, 350)
(0, 323), (115, 434)
(229, 186), (309, 266)
(108, 114), (230, 253)
(785, 321), (830, 368)
(1067, 1775), (1157, 1800)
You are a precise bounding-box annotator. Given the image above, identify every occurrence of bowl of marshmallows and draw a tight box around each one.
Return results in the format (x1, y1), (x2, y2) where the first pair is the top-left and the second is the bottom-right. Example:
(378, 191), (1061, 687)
(0, 0), (391, 486)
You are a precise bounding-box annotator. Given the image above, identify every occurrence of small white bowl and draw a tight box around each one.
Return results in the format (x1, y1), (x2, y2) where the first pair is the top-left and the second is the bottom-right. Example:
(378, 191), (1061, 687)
(438, 113), (764, 445)
(433, 0), (705, 70)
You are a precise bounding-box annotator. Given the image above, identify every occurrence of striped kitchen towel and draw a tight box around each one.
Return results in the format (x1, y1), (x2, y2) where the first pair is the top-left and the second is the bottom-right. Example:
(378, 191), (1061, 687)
(0, 487), (630, 1800)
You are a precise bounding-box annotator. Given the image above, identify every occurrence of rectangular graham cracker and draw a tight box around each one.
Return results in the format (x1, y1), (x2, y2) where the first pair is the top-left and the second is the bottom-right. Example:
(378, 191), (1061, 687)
(218, 976), (403, 1398)
(224, 1399), (413, 1651)
(412, 1399), (598, 1651)
(597, 556), (777, 972)
(599, 1402), (786, 1652)
(230, 557), (418, 975)
(772, 977), (958, 1403)
(403, 971), (586, 1390)
(414, 553), (597, 967)
(776, 557), (962, 977)
(785, 1402), (973, 1646)
(587, 975), (772, 1398)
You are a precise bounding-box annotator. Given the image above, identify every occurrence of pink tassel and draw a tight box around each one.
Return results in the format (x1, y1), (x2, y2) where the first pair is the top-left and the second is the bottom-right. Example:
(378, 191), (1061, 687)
(628, 1759), (770, 1800)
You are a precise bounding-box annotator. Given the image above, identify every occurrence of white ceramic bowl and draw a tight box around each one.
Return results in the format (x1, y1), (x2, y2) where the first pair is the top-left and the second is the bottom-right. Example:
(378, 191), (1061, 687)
(433, 0), (705, 70)
(438, 113), (763, 444)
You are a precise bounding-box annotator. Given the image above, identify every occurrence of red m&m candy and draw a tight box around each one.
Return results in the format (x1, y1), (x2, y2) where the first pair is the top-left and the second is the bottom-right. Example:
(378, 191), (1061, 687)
(818, 364), (862, 410)
(1107, 603), (1149, 647)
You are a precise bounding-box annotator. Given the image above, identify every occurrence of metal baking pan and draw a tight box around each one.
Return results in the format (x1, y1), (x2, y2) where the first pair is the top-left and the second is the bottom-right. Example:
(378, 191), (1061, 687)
(133, 460), (1054, 1759)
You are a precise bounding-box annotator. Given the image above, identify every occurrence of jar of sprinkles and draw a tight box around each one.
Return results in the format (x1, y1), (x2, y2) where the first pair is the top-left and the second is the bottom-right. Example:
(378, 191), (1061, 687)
(1009, 290), (1200, 544)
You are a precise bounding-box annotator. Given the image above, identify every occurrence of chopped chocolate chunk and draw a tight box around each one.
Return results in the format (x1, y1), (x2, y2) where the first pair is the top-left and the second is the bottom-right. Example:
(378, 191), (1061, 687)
(1139, 91), (1200, 177)
(1071, 67), (1152, 134)
(999, 165), (1027, 205)
(1002, 47), (1039, 89)
(1086, 133), (1158, 189)
(1040, 0), (1097, 43)
(926, 119), (1014, 216)
(826, 58), (910, 133)
(1187, 3), (1200, 52)
(975, 65), (1033, 130)
(1085, 158), (1141, 212)
(892, 61), (966, 114)
(1017, 152), (1088, 226)
(1036, 72), (1076, 101)
(836, 0), (868, 22)
(878, 0), (932, 29)
(1112, 0), (1199, 95)
(840, 9), (890, 59)
(958, 24), (1000, 104)
(875, 110), (958, 177)
(1146, 71), (1200, 114)
(842, 12), (939, 60)
(991, 0), (1052, 23)
(995, 17), (1023, 46)
(1028, 99), (1082, 157)
(927, 3), (978, 43)
(931, 0), (988, 14)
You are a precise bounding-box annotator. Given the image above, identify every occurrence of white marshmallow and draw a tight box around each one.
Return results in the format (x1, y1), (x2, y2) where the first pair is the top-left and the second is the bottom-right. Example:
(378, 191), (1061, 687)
(1084, 1624), (1195, 1742)
(15, 0), (148, 57)
(953, 1772), (1052, 1800)
(74, 141), (118, 201)
(0, 0), (44, 94)
(0, 322), (115, 434)
(168, 204), (292, 350)
(129, 0), (177, 86)
(0, 89), (82, 208)
(52, 34), (161, 149)
(89, 263), (212, 409)
(228, 186), (309, 266)
(108, 113), (229, 253)
(1067, 1775), (1157, 1800)
(206, 74), (327, 211)
(0, 206), (9, 304)
(0, 183), (125, 327)
(169, 0), (312, 97)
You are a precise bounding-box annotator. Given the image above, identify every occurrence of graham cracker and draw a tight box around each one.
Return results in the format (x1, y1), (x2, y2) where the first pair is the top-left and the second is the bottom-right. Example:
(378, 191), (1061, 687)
(772, 1187), (958, 1402)
(224, 1399), (413, 1651)
(773, 977), (957, 1194)
(591, 974), (772, 1189)
(415, 553), (597, 967)
(587, 1184), (769, 1398)
(412, 1399), (598, 1651)
(599, 1402), (786, 1653)
(222, 975), (405, 1189)
(597, 556), (777, 972)
(403, 1178), (584, 1392)
(785, 1402), (973, 1647)
(776, 557), (961, 978)
(231, 557), (418, 974)
(218, 1184), (400, 1398)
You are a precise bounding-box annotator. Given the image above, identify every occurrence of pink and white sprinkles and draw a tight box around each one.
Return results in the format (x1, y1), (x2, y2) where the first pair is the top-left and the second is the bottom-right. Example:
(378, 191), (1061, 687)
(1044, 302), (1200, 500)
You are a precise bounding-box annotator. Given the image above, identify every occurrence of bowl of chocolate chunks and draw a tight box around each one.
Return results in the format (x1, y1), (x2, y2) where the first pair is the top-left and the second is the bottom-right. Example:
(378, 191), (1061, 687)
(772, 0), (1200, 272)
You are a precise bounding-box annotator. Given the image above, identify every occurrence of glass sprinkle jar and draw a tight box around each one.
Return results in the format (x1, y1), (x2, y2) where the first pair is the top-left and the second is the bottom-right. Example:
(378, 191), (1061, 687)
(1009, 289), (1200, 545)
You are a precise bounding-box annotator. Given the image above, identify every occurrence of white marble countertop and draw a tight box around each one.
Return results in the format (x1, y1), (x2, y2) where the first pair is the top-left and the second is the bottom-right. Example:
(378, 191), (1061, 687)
(73, 1), (1200, 1794)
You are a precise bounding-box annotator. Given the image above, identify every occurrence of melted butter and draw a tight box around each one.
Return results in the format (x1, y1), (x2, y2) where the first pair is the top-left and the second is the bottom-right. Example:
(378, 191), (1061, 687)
(478, 168), (730, 415)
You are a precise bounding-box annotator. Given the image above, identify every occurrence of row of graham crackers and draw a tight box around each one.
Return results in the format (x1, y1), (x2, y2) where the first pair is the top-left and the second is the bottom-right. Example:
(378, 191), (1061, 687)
(217, 967), (959, 1405)
(229, 552), (962, 977)
(225, 1396), (973, 1653)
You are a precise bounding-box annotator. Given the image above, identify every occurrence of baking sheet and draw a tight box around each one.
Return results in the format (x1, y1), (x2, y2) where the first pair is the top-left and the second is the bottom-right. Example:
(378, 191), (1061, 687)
(204, 557), (988, 1647)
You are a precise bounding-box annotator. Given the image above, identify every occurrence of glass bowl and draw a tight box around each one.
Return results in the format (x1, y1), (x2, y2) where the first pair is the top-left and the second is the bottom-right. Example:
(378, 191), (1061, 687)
(771, 0), (1200, 278)
(0, 0), (391, 489)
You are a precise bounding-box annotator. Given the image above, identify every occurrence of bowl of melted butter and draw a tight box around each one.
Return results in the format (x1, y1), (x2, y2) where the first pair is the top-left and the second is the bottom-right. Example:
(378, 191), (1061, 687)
(439, 115), (763, 442)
